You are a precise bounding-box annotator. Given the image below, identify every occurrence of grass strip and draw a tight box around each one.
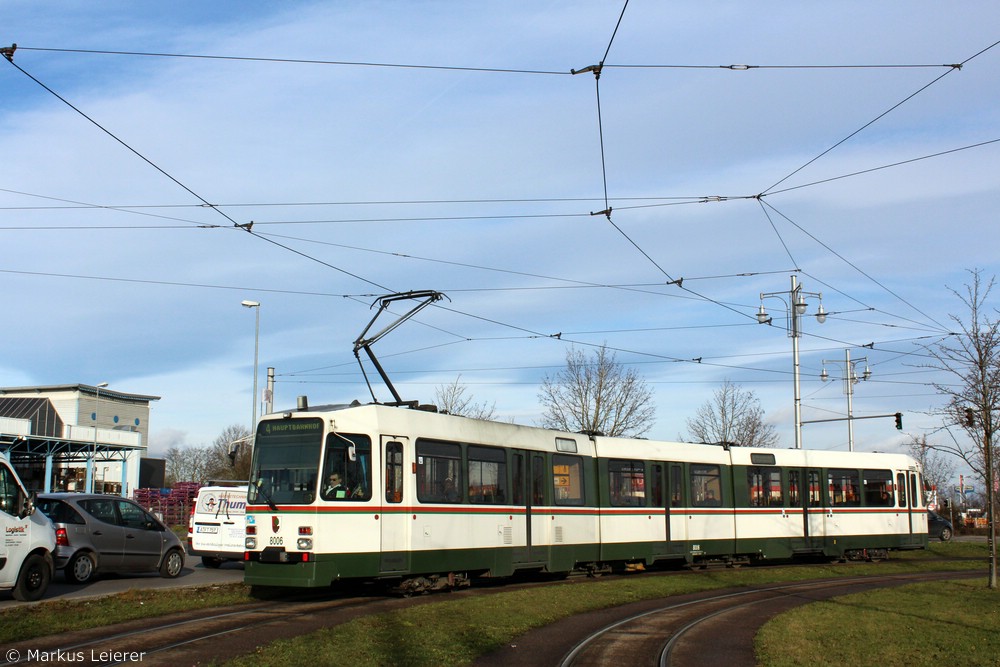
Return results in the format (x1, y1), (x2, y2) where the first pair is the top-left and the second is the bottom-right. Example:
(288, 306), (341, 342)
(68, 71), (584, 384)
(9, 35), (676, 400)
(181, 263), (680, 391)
(0, 584), (252, 644)
(756, 578), (1000, 667)
(0, 541), (983, 657)
(227, 542), (987, 667)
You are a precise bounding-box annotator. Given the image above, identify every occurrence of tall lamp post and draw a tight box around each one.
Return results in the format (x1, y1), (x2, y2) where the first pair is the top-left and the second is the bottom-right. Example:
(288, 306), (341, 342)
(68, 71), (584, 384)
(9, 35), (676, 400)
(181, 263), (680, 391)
(757, 275), (826, 449)
(820, 349), (871, 452)
(86, 382), (109, 493)
(241, 300), (261, 434)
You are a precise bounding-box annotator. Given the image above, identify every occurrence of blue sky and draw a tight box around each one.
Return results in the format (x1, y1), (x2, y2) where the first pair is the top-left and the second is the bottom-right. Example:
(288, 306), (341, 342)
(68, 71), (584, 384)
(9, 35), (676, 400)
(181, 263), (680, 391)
(3, 2), (999, 472)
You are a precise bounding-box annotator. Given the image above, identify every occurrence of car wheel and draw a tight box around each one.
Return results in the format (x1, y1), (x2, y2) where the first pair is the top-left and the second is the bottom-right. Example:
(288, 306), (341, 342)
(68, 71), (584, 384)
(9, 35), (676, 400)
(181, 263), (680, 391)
(940, 527), (953, 542)
(201, 556), (223, 568)
(160, 549), (184, 578)
(65, 552), (96, 584)
(13, 553), (51, 602)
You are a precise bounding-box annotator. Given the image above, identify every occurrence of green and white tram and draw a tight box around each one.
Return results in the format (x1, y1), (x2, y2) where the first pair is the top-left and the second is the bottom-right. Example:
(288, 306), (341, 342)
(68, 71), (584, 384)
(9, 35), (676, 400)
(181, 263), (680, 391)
(244, 402), (927, 591)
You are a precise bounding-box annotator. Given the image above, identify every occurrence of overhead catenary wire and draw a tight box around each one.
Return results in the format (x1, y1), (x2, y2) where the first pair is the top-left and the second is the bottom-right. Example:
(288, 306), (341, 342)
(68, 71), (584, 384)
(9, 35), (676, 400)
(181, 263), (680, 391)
(14, 45), (967, 75)
(760, 38), (1000, 196)
(759, 200), (949, 332)
(4, 44), (960, 354)
(3, 51), (399, 294)
(1, 16), (994, 432)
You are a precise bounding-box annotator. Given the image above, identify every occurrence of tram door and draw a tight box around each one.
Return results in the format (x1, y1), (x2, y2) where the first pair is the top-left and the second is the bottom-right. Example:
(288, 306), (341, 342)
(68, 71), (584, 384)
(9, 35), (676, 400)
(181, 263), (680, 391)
(379, 437), (410, 574)
(669, 463), (686, 545)
(801, 468), (825, 552)
(511, 450), (546, 566)
(901, 471), (918, 536)
(651, 463), (669, 542)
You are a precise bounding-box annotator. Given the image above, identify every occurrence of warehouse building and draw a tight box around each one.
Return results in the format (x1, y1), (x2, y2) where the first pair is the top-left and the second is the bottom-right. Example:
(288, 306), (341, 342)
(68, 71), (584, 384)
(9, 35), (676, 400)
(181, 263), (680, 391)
(0, 384), (160, 495)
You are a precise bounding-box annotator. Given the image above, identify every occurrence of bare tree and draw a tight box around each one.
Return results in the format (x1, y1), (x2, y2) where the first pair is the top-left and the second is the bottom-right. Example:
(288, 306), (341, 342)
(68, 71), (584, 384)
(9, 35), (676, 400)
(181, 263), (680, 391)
(163, 445), (212, 486)
(434, 376), (498, 420)
(923, 269), (1000, 589)
(686, 379), (779, 447)
(206, 424), (253, 481)
(906, 435), (957, 501)
(162, 424), (253, 486)
(538, 346), (655, 437)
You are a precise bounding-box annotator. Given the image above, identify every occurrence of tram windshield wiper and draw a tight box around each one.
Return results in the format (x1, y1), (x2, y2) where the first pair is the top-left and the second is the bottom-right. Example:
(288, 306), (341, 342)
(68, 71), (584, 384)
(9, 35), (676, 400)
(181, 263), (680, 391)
(251, 478), (279, 512)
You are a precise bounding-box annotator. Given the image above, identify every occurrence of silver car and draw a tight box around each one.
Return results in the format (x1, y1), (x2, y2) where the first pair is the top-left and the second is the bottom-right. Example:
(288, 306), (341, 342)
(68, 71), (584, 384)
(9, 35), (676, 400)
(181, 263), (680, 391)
(36, 493), (185, 584)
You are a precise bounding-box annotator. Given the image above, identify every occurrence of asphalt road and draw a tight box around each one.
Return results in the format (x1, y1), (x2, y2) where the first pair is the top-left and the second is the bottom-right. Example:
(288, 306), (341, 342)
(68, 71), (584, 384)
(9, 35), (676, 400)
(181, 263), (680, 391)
(0, 554), (245, 610)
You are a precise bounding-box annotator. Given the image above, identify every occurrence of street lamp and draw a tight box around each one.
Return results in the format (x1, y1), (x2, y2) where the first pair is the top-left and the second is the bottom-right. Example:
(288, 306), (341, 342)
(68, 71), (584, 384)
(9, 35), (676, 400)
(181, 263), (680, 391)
(757, 275), (826, 449)
(241, 301), (261, 433)
(87, 382), (109, 493)
(820, 350), (871, 451)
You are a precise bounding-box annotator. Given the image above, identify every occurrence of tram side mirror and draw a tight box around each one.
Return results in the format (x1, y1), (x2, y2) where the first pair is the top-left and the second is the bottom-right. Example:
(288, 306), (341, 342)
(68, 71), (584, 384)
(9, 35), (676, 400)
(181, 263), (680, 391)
(348, 444), (357, 462)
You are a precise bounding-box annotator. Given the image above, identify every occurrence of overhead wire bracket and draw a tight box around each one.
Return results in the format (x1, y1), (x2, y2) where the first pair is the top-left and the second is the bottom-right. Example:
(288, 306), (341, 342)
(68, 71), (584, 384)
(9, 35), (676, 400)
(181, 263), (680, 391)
(570, 63), (603, 78)
(0, 44), (15, 62)
(353, 290), (447, 407)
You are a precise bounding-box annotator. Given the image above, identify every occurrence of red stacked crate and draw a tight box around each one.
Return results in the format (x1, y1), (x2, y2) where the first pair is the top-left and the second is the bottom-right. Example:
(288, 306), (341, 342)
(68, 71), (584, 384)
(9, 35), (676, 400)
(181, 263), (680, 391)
(166, 482), (201, 527)
(133, 482), (201, 528)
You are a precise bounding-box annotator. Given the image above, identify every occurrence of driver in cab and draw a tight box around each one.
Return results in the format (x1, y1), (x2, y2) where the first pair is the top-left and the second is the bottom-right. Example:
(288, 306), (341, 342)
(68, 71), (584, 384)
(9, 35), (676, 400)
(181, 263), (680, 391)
(323, 473), (348, 500)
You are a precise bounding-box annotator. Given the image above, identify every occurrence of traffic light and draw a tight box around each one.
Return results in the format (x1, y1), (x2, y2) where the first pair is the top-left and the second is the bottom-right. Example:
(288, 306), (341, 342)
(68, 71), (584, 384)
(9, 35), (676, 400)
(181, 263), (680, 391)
(894, 412), (903, 430)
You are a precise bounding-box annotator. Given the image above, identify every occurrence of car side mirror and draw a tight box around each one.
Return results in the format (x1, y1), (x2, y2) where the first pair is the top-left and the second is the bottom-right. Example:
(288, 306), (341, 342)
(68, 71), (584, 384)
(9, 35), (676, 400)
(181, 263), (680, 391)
(16, 493), (34, 520)
(17, 499), (32, 520)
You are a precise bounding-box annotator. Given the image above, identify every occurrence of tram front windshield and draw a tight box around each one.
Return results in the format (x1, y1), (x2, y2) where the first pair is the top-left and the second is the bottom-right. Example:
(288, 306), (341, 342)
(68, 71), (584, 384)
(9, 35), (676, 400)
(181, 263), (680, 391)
(249, 418), (323, 505)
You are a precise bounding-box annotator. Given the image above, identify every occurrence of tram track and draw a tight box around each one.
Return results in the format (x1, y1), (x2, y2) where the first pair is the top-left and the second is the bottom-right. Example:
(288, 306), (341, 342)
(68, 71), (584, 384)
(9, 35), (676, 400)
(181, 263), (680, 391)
(0, 591), (417, 667)
(1, 565), (981, 666)
(0, 573), (574, 666)
(554, 570), (983, 667)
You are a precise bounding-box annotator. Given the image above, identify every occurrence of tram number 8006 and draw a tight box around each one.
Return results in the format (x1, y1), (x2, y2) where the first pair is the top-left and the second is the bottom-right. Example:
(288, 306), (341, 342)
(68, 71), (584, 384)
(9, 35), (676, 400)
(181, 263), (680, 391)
(269, 536), (283, 546)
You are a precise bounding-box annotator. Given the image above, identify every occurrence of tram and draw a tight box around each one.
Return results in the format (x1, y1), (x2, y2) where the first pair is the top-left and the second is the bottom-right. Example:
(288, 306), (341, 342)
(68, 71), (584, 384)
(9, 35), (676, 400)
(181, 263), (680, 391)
(243, 401), (927, 592)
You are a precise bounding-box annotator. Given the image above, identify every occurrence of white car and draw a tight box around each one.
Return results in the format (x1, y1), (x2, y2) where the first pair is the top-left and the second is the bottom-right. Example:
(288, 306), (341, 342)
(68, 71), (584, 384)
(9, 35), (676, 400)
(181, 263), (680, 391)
(0, 454), (56, 601)
(187, 483), (248, 568)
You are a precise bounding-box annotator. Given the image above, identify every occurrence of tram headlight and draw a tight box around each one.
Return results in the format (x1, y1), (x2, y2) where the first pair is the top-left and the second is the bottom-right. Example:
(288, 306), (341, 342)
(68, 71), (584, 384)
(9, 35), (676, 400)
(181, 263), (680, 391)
(245, 537), (257, 550)
(297, 537), (313, 550)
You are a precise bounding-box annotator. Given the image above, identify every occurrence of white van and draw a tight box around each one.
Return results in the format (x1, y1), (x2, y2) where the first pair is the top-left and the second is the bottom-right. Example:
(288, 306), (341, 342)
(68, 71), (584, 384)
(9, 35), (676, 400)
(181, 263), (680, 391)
(0, 452), (56, 601)
(187, 482), (247, 568)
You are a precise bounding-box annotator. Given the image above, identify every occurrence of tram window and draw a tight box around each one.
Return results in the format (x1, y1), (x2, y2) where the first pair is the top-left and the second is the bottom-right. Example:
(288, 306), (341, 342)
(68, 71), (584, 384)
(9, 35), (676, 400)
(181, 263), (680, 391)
(416, 440), (463, 503)
(691, 464), (722, 507)
(651, 464), (664, 507)
(863, 469), (893, 507)
(385, 442), (403, 504)
(468, 445), (507, 504)
(532, 455), (545, 505)
(553, 454), (585, 506)
(828, 469), (860, 507)
(609, 460), (645, 507)
(747, 467), (783, 507)
(897, 473), (907, 508)
(322, 433), (373, 502)
(808, 470), (822, 507)
(788, 470), (801, 507)
(909, 473), (918, 508)
(670, 465), (683, 507)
